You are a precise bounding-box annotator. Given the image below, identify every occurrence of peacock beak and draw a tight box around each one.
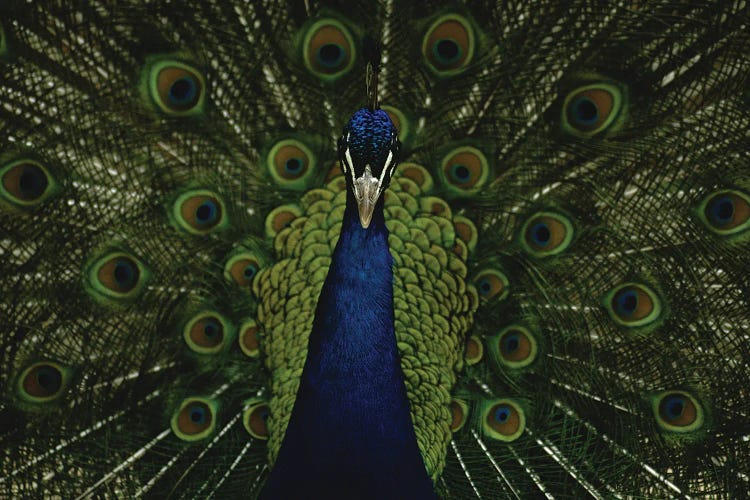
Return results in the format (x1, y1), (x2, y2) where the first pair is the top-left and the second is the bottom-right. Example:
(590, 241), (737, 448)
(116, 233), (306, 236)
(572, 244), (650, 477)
(352, 165), (382, 229)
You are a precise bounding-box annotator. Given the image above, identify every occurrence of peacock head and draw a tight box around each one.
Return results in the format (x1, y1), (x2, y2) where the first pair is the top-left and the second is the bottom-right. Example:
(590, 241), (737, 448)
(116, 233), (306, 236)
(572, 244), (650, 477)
(338, 108), (400, 228)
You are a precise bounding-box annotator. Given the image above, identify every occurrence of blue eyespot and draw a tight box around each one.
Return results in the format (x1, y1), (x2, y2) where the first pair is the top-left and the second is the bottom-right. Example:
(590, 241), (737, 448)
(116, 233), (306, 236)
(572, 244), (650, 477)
(18, 165), (48, 199)
(449, 163), (472, 184)
(432, 38), (462, 66)
(203, 319), (220, 339)
(243, 263), (258, 280)
(570, 96), (599, 126)
(284, 157), (304, 175)
(614, 288), (638, 317)
(502, 333), (520, 354)
(36, 366), (62, 393)
(113, 259), (137, 289)
(477, 277), (492, 296)
(661, 395), (685, 422)
(529, 222), (551, 247)
(168, 76), (198, 107)
(317, 43), (345, 69)
(708, 195), (734, 226)
(190, 406), (207, 424)
(494, 405), (511, 424)
(195, 200), (218, 226)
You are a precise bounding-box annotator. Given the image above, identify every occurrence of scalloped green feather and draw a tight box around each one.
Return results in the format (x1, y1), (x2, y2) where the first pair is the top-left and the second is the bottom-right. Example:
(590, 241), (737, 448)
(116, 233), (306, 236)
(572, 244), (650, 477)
(256, 168), (476, 479)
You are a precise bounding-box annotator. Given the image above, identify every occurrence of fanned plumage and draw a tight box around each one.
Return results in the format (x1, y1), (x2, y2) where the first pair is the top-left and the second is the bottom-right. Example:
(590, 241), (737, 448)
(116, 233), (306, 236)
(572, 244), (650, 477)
(1, 1), (749, 498)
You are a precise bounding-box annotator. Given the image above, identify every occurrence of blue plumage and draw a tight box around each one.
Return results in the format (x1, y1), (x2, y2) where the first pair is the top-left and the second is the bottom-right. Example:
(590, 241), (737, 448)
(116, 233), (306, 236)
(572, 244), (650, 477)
(261, 109), (434, 499)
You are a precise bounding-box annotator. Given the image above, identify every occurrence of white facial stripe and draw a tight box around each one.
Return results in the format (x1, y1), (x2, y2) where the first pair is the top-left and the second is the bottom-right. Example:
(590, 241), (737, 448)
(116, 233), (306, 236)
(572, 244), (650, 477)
(378, 150), (394, 186)
(344, 147), (354, 175)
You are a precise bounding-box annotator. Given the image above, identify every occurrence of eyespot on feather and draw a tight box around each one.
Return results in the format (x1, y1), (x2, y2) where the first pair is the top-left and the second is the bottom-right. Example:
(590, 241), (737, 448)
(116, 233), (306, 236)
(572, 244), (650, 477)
(521, 212), (574, 257)
(464, 335), (484, 365)
(699, 189), (750, 236)
(146, 59), (206, 116)
(224, 253), (263, 288)
(238, 319), (261, 358)
(481, 398), (525, 441)
(604, 282), (662, 328)
(183, 312), (232, 354)
(171, 398), (217, 441)
(85, 251), (149, 302)
(422, 14), (475, 75)
(0, 159), (56, 208)
(266, 139), (316, 190)
(652, 391), (704, 433)
(492, 326), (538, 369)
(439, 146), (489, 195)
(172, 190), (227, 235)
(303, 19), (355, 80)
(243, 398), (270, 439)
(473, 268), (509, 303)
(561, 83), (624, 137)
(17, 362), (70, 403)
(449, 399), (469, 432)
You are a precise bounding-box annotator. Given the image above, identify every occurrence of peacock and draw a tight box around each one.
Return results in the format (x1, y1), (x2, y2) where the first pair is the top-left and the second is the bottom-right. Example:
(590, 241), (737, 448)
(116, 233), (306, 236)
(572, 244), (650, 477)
(1, 0), (749, 498)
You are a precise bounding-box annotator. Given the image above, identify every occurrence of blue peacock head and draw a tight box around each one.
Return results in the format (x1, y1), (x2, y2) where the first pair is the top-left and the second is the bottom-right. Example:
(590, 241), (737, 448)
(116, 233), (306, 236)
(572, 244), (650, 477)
(338, 108), (400, 228)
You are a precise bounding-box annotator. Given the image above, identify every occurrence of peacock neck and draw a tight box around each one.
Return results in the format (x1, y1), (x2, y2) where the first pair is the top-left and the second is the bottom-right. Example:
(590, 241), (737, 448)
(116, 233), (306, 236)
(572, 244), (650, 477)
(261, 197), (436, 499)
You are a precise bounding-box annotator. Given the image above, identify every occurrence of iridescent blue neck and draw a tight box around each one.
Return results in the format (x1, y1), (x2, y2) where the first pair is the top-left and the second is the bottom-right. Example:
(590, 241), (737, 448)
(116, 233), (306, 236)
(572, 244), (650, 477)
(261, 196), (435, 499)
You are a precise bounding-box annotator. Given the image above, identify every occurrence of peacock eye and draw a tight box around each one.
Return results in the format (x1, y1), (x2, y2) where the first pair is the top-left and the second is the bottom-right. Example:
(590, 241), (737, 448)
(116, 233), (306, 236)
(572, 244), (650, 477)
(439, 146), (489, 195)
(225, 252), (264, 287)
(562, 83), (624, 137)
(0, 159), (57, 208)
(147, 60), (206, 116)
(171, 398), (217, 441)
(453, 215), (478, 253)
(700, 190), (750, 235)
(473, 268), (509, 302)
(422, 14), (475, 75)
(172, 190), (228, 235)
(266, 139), (316, 190)
(449, 399), (469, 432)
(493, 326), (537, 369)
(238, 319), (260, 358)
(265, 204), (302, 239)
(17, 362), (70, 403)
(243, 398), (271, 439)
(86, 251), (149, 302)
(183, 312), (232, 354)
(605, 283), (661, 327)
(482, 398), (525, 441)
(303, 19), (355, 80)
(521, 212), (574, 257)
(464, 335), (484, 365)
(653, 391), (703, 433)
